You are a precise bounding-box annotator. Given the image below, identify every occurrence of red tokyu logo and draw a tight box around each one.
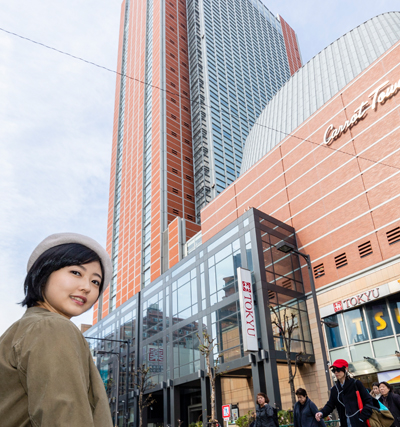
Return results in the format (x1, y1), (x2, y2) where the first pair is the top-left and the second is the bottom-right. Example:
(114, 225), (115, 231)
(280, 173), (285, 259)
(242, 281), (251, 293)
(333, 301), (343, 312)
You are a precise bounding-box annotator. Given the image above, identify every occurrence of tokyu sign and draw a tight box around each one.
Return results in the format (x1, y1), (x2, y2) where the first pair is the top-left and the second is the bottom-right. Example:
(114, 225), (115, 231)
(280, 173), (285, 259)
(237, 268), (258, 352)
(323, 77), (400, 146)
(320, 283), (390, 318)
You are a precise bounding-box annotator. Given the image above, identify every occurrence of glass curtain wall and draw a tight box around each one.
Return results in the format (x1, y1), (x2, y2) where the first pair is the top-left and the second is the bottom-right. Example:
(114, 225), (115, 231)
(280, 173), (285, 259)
(255, 211), (314, 358)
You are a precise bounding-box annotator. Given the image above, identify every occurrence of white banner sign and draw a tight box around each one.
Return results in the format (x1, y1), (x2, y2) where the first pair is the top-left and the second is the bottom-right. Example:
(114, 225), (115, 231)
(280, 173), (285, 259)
(237, 268), (258, 352)
(378, 369), (400, 384)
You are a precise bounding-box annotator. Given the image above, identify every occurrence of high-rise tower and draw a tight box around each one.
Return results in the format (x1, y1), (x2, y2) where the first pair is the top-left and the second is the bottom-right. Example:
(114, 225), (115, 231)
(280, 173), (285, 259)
(187, 0), (302, 220)
(94, 0), (200, 320)
(94, 0), (301, 322)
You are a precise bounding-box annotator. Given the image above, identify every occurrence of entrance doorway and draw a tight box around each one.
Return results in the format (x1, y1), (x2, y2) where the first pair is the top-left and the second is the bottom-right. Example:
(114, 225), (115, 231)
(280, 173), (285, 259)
(188, 404), (202, 426)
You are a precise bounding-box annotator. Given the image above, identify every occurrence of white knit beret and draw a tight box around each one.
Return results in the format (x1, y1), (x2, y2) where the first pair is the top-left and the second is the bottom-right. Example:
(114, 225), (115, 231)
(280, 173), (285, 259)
(27, 232), (112, 292)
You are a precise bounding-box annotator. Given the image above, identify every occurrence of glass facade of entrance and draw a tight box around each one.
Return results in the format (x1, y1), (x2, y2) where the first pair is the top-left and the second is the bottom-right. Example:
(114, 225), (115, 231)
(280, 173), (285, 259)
(84, 208), (314, 426)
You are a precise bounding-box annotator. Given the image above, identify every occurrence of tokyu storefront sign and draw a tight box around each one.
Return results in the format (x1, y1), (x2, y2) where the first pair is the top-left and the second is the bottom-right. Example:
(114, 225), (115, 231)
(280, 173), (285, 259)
(237, 268), (258, 352)
(323, 77), (400, 146)
(320, 283), (391, 318)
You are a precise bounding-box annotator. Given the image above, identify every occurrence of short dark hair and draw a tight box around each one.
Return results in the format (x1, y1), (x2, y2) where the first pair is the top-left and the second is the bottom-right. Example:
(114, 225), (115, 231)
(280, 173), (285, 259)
(22, 243), (104, 307)
(295, 388), (307, 397)
(257, 392), (270, 404)
(379, 381), (393, 392)
(372, 382), (380, 388)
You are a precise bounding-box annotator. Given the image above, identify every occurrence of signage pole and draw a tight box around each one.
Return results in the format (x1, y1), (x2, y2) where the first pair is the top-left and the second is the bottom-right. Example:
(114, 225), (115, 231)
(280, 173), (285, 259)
(304, 255), (332, 393)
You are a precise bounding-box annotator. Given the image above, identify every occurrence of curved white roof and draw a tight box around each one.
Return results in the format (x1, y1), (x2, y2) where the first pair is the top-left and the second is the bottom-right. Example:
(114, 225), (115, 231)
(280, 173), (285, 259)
(240, 12), (400, 174)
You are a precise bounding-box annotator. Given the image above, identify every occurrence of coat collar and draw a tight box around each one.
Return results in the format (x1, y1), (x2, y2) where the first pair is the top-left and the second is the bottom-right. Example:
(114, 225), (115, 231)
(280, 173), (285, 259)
(336, 377), (355, 393)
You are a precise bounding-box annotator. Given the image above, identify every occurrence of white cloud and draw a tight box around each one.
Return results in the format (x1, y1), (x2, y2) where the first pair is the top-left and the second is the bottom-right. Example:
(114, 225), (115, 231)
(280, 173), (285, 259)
(0, 0), (120, 335)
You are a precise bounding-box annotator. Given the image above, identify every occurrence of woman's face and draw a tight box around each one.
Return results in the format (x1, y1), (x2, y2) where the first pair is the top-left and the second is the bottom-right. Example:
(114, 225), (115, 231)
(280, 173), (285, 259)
(373, 385), (380, 395)
(379, 384), (390, 397)
(332, 367), (346, 382)
(43, 261), (102, 319)
(257, 395), (266, 406)
(297, 395), (307, 405)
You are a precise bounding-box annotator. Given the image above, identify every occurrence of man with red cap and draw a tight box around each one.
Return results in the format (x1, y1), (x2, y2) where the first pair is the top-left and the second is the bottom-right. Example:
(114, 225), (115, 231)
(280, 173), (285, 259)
(315, 359), (376, 427)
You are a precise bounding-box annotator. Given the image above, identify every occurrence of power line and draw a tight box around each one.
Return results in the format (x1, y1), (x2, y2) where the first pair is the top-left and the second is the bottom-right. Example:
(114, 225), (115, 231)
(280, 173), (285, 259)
(1, 26), (399, 173)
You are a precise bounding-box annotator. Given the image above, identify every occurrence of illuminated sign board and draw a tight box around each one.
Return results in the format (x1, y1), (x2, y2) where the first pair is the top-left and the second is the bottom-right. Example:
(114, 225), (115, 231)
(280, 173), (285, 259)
(323, 78), (400, 145)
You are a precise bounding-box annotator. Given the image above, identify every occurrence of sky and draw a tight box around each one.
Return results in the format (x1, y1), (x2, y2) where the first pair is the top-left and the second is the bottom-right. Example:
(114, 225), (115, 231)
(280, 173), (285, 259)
(0, 0), (399, 336)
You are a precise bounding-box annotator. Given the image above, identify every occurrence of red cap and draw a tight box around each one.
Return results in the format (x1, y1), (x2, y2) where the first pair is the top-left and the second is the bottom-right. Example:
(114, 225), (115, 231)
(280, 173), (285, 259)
(330, 359), (348, 369)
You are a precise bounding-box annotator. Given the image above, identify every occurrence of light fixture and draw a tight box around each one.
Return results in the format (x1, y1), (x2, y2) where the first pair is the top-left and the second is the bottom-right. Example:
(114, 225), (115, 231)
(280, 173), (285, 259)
(276, 242), (295, 253)
(321, 320), (339, 328)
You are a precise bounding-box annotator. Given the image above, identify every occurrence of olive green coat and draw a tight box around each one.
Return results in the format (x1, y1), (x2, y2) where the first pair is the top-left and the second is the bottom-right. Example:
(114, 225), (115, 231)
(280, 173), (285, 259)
(0, 307), (112, 427)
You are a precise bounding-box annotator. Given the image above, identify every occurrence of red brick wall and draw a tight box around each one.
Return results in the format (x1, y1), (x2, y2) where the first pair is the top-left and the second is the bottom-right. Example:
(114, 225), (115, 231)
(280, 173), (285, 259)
(96, 0), (196, 322)
(168, 217), (181, 268)
(201, 40), (400, 292)
(165, 0), (196, 229)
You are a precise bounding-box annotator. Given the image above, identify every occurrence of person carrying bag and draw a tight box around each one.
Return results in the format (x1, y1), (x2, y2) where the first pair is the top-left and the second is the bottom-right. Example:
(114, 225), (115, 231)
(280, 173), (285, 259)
(355, 381), (394, 427)
(315, 359), (374, 427)
(378, 382), (400, 427)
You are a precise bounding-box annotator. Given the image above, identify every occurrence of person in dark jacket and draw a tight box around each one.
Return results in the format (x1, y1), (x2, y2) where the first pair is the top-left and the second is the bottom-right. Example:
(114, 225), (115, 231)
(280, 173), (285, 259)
(315, 359), (374, 427)
(294, 388), (326, 427)
(254, 392), (275, 427)
(379, 382), (400, 427)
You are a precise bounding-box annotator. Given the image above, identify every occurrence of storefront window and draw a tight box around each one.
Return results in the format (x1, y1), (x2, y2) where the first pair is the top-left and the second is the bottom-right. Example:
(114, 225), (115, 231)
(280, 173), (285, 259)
(389, 296), (400, 334)
(372, 337), (397, 357)
(325, 314), (346, 349)
(350, 342), (373, 361)
(343, 308), (369, 344)
(329, 347), (350, 363)
(365, 301), (393, 339)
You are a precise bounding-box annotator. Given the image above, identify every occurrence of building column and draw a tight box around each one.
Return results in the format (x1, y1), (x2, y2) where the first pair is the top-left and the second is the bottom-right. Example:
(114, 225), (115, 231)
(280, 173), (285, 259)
(171, 385), (181, 427)
(263, 357), (281, 408)
(215, 375), (222, 423)
(163, 386), (169, 427)
(201, 374), (210, 425)
(251, 356), (264, 399)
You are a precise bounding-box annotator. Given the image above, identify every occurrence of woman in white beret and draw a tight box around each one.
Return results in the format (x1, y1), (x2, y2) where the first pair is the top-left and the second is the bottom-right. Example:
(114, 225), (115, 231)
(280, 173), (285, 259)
(0, 233), (113, 427)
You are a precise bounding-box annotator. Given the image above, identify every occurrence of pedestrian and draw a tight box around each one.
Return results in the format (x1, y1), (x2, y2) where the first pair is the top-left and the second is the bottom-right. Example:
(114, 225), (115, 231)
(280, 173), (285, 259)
(294, 388), (326, 427)
(370, 382), (381, 400)
(254, 392), (276, 427)
(0, 233), (113, 427)
(379, 382), (400, 427)
(315, 359), (375, 427)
